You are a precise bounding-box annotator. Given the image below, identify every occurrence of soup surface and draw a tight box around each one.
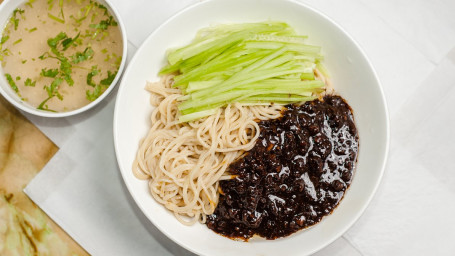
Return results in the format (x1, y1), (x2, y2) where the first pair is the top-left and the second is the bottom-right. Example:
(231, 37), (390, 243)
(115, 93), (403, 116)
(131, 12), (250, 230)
(0, 0), (123, 112)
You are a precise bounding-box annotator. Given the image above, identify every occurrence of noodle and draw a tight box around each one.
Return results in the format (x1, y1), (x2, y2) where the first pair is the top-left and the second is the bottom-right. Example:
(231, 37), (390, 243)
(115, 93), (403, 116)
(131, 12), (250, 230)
(134, 68), (328, 225)
(133, 75), (283, 225)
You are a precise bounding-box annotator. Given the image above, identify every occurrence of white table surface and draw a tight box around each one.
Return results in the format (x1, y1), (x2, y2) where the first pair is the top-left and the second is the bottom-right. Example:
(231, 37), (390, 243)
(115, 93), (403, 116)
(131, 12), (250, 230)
(22, 0), (455, 255)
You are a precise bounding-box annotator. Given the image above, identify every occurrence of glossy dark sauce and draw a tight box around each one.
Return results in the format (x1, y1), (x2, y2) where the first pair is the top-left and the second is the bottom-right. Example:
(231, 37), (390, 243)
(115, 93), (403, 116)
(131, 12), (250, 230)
(206, 95), (359, 240)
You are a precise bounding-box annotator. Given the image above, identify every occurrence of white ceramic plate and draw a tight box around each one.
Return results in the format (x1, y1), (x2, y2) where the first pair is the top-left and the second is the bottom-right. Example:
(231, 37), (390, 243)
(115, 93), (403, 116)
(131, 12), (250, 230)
(113, 0), (389, 255)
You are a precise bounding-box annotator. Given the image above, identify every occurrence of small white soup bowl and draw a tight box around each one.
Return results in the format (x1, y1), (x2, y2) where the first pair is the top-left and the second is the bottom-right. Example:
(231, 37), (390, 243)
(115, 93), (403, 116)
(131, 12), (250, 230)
(0, 0), (127, 117)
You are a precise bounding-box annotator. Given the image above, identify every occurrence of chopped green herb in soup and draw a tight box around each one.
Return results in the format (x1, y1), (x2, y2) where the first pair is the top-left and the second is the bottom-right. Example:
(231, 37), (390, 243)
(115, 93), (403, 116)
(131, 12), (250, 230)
(0, 0), (123, 112)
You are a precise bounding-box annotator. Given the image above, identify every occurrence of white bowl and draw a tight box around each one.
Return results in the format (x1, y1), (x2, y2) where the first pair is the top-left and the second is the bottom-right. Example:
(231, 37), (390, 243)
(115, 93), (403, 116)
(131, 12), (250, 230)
(113, 0), (390, 255)
(0, 0), (127, 118)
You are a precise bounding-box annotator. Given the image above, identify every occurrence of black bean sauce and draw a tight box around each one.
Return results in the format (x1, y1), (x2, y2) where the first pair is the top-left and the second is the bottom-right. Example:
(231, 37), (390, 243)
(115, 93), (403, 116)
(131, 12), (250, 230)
(206, 95), (359, 240)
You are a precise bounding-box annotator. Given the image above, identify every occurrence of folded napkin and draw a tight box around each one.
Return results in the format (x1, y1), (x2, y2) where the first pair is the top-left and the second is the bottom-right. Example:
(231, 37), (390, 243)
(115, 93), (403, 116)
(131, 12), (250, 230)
(344, 48), (455, 256)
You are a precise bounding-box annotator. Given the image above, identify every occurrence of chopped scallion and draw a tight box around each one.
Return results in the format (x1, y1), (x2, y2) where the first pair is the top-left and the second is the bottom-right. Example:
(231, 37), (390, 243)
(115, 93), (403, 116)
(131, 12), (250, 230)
(5, 73), (19, 93)
(13, 38), (22, 45)
(48, 13), (65, 24)
(24, 78), (36, 87)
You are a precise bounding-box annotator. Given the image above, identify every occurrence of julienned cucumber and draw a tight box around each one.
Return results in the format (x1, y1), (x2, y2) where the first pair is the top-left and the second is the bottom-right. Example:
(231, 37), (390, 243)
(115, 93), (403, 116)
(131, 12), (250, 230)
(159, 21), (327, 122)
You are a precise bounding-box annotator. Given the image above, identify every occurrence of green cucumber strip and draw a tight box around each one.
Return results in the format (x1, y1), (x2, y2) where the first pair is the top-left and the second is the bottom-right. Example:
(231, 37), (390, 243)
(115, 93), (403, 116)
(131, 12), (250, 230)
(190, 66), (308, 99)
(179, 40), (240, 73)
(235, 80), (325, 90)
(179, 90), (247, 111)
(244, 94), (315, 102)
(173, 51), (268, 87)
(178, 108), (218, 123)
(195, 22), (290, 38)
(177, 95), (190, 101)
(167, 33), (225, 65)
(178, 48), (266, 77)
(316, 61), (330, 78)
(244, 41), (321, 56)
(258, 53), (294, 70)
(246, 34), (308, 44)
(180, 102), (224, 116)
(181, 93), (315, 115)
(237, 47), (287, 75)
(186, 80), (223, 92)
(191, 62), (301, 97)
(167, 23), (291, 65)
(179, 86), (315, 112)
(162, 41), (244, 77)
(300, 72), (315, 80)
(168, 31), (247, 65)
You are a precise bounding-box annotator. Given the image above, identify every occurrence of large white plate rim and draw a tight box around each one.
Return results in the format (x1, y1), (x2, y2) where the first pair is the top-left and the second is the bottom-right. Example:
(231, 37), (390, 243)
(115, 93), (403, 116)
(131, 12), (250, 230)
(113, 0), (390, 255)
